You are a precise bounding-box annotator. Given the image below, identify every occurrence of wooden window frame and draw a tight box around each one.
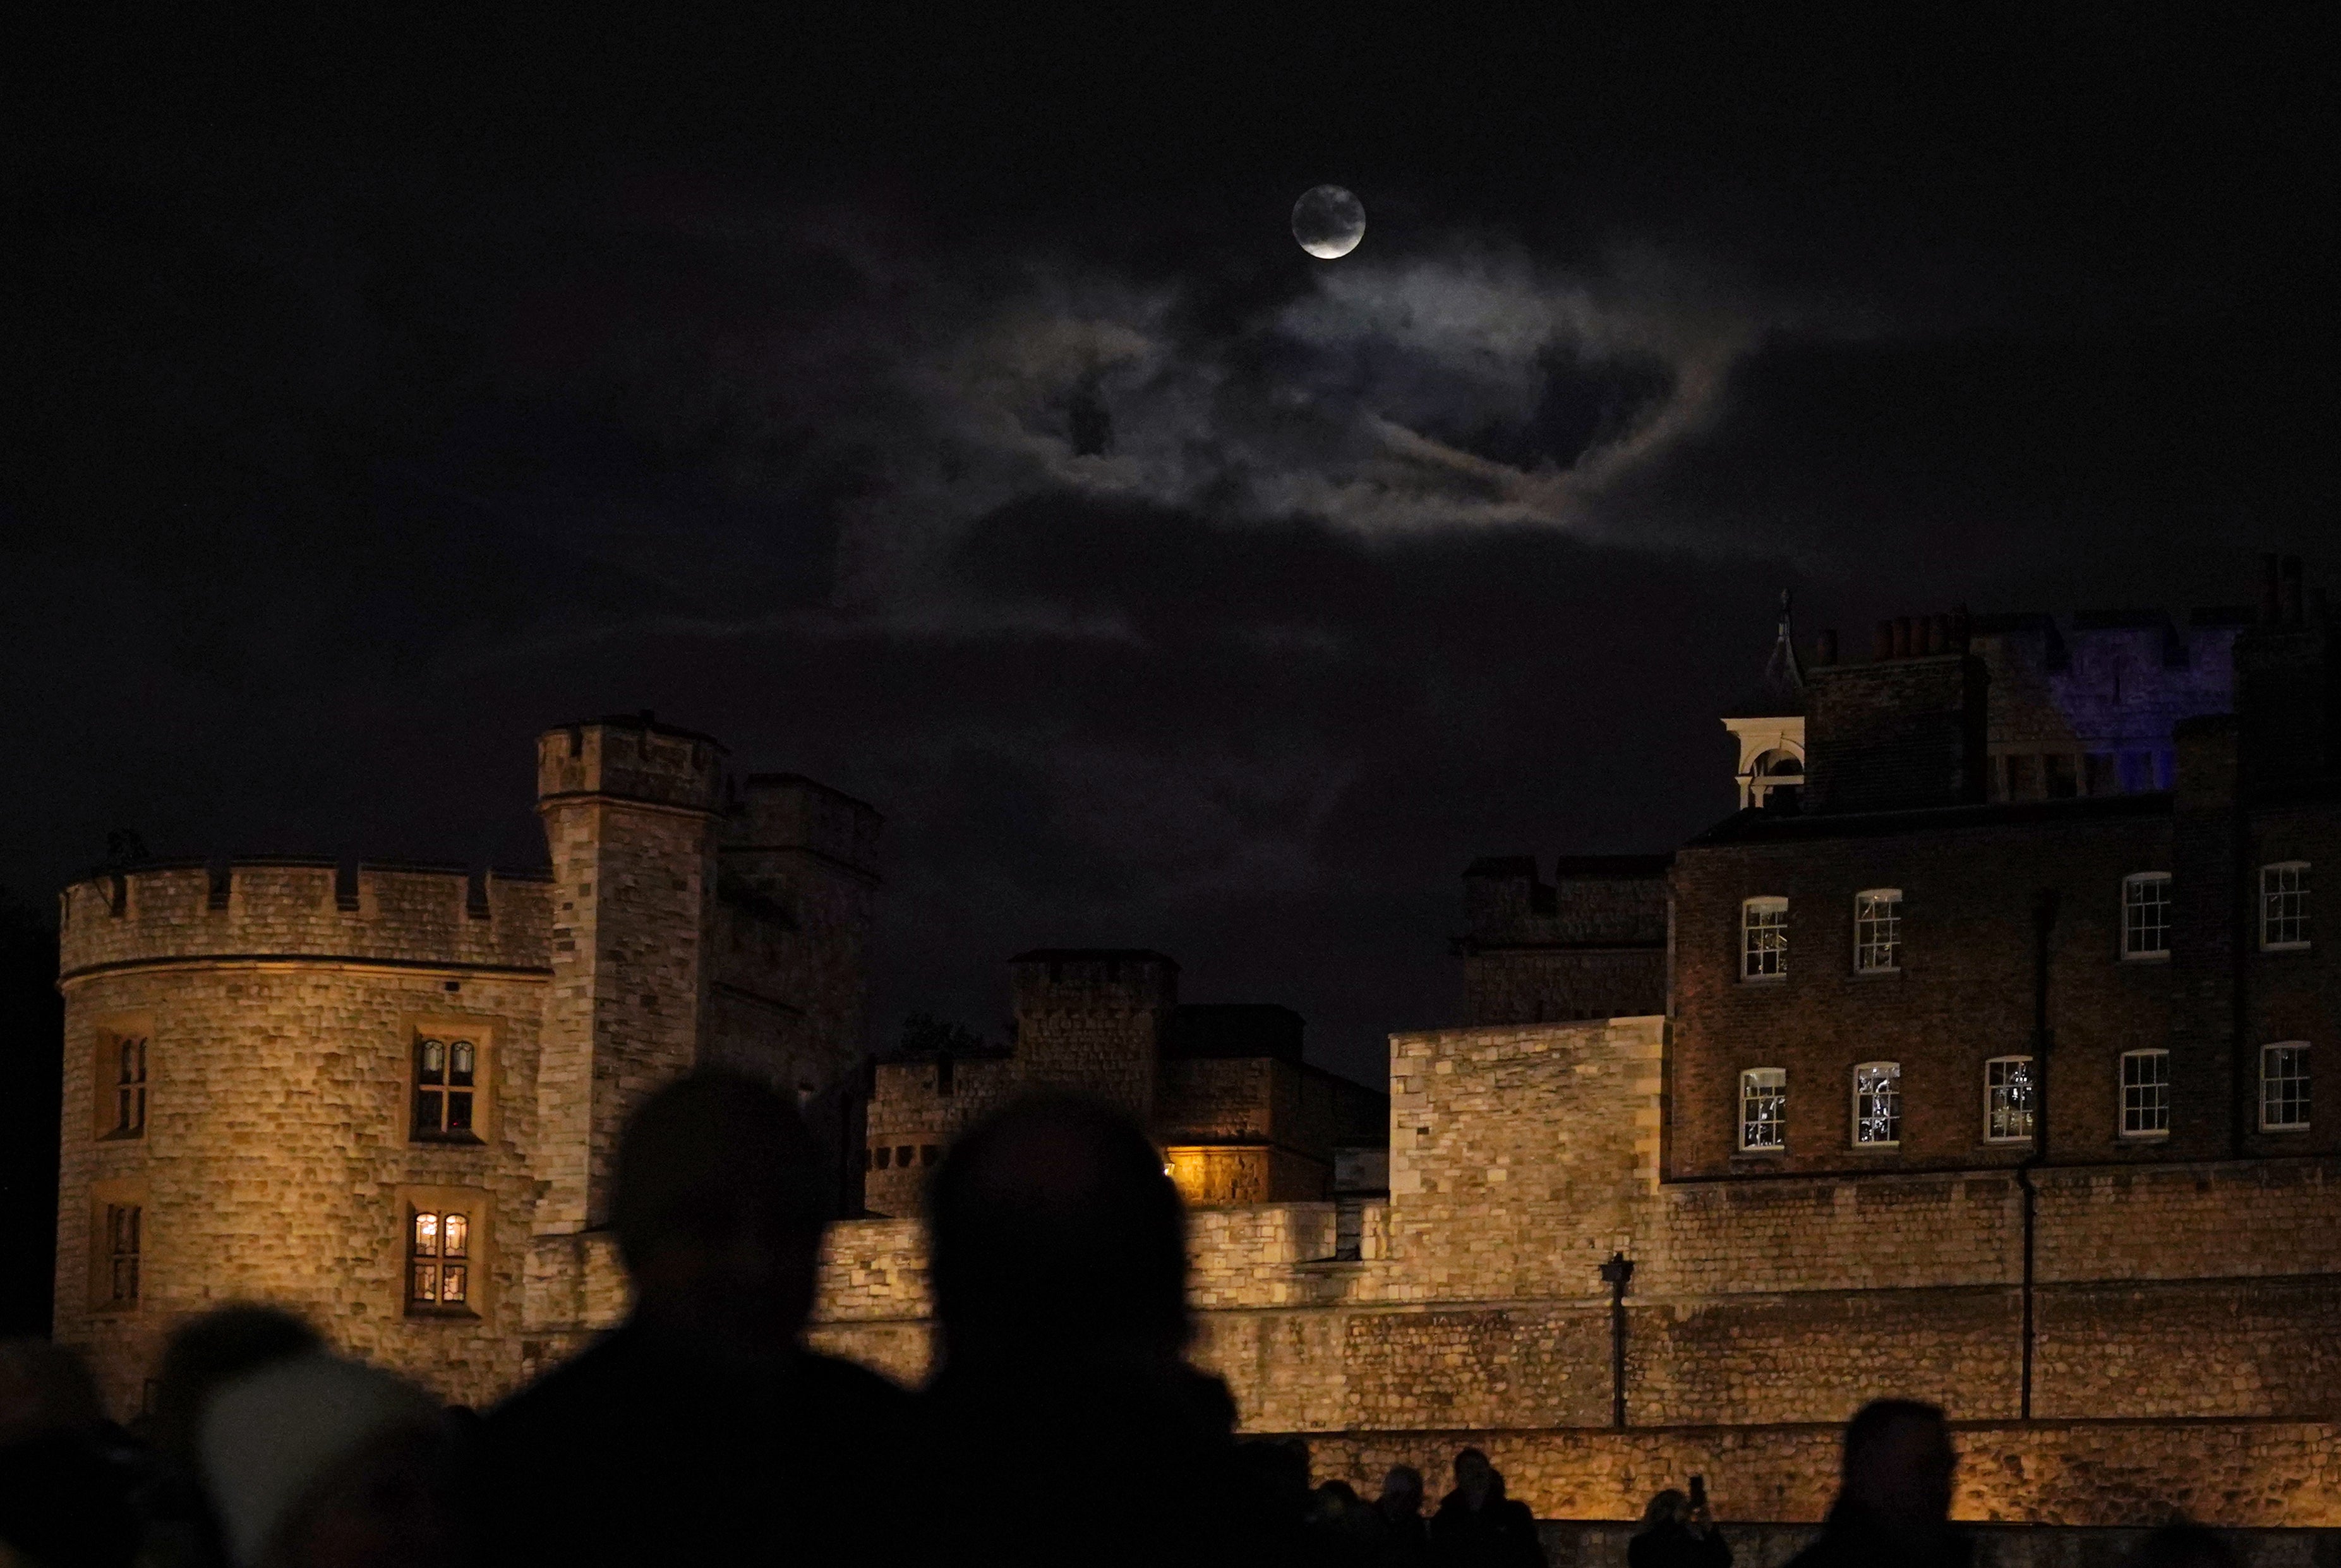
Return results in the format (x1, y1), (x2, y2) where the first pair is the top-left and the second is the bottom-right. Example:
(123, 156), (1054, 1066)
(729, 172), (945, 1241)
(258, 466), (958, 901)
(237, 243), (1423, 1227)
(398, 1183), (492, 1320)
(2120, 1048), (2171, 1139)
(1985, 1055), (2036, 1143)
(1738, 1067), (1786, 1152)
(1853, 890), (1902, 974)
(407, 1020), (493, 1145)
(2260, 862), (2311, 952)
(1741, 897), (1789, 983)
(88, 1177), (148, 1314)
(2122, 873), (2173, 962)
(90, 1016), (154, 1142)
(1851, 1060), (1901, 1147)
(2260, 1042), (2311, 1133)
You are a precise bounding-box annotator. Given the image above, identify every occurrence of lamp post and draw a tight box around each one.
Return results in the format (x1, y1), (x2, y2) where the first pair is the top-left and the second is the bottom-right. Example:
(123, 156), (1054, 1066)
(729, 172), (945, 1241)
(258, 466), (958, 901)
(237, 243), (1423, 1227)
(1599, 1250), (1635, 1429)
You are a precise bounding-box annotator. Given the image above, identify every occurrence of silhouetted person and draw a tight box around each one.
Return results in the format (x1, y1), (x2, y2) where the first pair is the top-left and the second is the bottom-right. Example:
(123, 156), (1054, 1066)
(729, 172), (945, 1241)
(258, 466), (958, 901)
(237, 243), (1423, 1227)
(1373, 1465), (1433, 1568)
(143, 1305), (325, 1568)
(0, 1339), (138, 1568)
(482, 1073), (909, 1568)
(1431, 1448), (1544, 1568)
(2124, 1523), (2237, 1568)
(1629, 1488), (1731, 1568)
(1784, 1401), (1965, 1568)
(1308, 1480), (1382, 1566)
(198, 1352), (466, 1568)
(915, 1094), (1272, 1568)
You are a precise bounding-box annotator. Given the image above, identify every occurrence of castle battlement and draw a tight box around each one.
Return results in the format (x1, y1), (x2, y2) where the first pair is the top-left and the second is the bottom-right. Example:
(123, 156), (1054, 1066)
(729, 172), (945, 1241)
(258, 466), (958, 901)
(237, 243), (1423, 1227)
(535, 714), (724, 815)
(57, 859), (555, 983)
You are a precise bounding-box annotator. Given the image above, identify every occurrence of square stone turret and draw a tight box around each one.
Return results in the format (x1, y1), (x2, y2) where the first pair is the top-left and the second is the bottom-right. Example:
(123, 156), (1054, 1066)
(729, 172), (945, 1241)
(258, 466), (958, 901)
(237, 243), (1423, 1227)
(1006, 949), (1178, 1123)
(533, 715), (728, 1237)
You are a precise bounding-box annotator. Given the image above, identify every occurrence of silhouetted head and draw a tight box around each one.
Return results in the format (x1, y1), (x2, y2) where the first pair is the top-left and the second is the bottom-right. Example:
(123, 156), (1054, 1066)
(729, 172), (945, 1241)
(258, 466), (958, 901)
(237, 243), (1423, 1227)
(2126, 1523), (2237, 1568)
(151, 1305), (322, 1468)
(1454, 1447), (1496, 1510)
(1379, 1464), (1424, 1517)
(0, 1338), (104, 1448)
(613, 1073), (825, 1371)
(1839, 1399), (1956, 1528)
(1642, 1488), (1689, 1528)
(927, 1094), (1188, 1372)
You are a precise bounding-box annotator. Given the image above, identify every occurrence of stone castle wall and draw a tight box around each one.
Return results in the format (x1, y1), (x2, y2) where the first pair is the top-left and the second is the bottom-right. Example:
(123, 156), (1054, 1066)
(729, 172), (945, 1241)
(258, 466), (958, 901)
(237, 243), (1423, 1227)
(808, 1015), (2341, 1525)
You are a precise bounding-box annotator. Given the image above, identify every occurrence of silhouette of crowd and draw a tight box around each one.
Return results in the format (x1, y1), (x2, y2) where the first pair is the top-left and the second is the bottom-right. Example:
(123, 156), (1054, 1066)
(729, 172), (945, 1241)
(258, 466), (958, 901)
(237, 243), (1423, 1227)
(0, 1076), (2258, 1568)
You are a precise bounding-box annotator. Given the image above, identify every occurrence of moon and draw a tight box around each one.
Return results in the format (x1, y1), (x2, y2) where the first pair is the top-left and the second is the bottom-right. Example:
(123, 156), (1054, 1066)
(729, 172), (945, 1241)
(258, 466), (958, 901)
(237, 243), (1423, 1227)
(1292, 185), (1365, 260)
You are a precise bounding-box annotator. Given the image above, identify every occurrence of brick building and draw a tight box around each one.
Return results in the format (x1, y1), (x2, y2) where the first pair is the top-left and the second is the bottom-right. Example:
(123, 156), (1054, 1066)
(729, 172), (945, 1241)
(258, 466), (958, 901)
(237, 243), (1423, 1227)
(863, 951), (1387, 1223)
(810, 563), (2341, 1529)
(54, 715), (881, 1411)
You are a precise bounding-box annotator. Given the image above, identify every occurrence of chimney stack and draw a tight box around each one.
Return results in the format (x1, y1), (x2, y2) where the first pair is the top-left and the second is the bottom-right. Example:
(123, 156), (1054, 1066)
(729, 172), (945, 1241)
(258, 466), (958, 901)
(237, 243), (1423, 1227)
(1814, 628), (1838, 666)
(1875, 621), (1895, 661)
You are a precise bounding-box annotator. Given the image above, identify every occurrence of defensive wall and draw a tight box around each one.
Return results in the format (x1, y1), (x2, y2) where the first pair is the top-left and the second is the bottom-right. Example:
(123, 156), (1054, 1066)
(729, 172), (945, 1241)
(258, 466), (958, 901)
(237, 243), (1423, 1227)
(808, 1015), (2341, 1526)
(55, 859), (557, 1411)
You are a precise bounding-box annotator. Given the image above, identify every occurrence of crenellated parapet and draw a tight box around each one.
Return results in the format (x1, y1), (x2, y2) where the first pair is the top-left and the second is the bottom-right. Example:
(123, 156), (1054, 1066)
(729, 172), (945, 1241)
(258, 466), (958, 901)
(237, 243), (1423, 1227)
(57, 859), (554, 984)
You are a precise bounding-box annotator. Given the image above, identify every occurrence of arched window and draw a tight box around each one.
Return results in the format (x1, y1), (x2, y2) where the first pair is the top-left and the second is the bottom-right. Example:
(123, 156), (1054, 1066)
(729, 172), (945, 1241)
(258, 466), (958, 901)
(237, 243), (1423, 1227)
(1852, 1062), (1901, 1146)
(407, 1207), (471, 1312)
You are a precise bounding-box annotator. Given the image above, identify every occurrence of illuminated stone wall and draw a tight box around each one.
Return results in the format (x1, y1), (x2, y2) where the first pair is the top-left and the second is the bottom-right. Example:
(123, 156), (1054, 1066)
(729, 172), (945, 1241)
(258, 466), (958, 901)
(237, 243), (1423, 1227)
(809, 1013), (2341, 1524)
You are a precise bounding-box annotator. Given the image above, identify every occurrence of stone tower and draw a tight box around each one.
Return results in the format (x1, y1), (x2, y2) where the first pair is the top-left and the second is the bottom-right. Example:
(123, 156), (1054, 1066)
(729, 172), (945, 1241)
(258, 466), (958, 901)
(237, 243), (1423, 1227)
(533, 715), (726, 1237)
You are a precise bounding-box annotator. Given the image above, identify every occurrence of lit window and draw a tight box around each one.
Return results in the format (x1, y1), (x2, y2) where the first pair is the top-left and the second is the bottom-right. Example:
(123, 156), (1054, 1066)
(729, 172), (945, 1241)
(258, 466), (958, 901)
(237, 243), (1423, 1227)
(1742, 898), (1789, 981)
(2120, 1049), (2170, 1137)
(2261, 1043), (2310, 1132)
(1853, 1062), (1901, 1146)
(112, 1037), (147, 1137)
(2122, 874), (2172, 960)
(1739, 1068), (1786, 1151)
(2261, 863), (2311, 950)
(105, 1204), (141, 1307)
(413, 1037), (479, 1140)
(1854, 890), (1901, 973)
(407, 1208), (471, 1312)
(1985, 1056), (2035, 1142)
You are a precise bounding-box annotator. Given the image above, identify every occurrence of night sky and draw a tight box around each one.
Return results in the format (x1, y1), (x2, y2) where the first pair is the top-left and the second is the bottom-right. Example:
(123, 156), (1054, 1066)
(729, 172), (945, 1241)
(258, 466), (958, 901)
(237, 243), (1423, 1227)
(7, 12), (2336, 1086)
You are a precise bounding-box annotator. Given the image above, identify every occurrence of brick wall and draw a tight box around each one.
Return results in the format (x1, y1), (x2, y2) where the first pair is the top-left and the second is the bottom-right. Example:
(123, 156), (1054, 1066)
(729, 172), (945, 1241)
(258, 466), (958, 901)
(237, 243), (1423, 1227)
(1802, 654), (1989, 813)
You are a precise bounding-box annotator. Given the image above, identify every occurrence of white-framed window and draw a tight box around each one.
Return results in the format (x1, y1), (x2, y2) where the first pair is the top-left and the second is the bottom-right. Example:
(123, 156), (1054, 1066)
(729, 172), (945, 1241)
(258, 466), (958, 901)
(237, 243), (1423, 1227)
(1739, 1068), (1786, 1152)
(1853, 890), (1902, 973)
(2121, 873), (2172, 961)
(2120, 1049), (2170, 1137)
(1852, 1061), (1901, 1146)
(1742, 897), (1788, 981)
(1985, 1056), (2035, 1142)
(2260, 1042), (2310, 1132)
(2261, 862), (2311, 950)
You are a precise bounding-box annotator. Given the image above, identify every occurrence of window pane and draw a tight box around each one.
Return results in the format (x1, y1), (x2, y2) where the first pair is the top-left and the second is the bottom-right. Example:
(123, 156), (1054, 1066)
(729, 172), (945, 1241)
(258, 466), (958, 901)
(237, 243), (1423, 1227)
(450, 1041), (475, 1086)
(415, 1090), (443, 1134)
(447, 1091), (473, 1132)
(1854, 1062), (1901, 1145)
(1743, 902), (1789, 979)
(412, 1262), (438, 1303)
(1740, 1069), (1786, 1151)
(2262, 864), (2311, 948)
(119, 1041), (139, 1084)
(2122, 1050), (2170, 1135)
(414, 1211), (440, 1257)
(1855, 892), (1901, 973)
(443, 1213), (467, 1258)
(1987, 1058), (2035, 1140)
(2261, 1044), (2310, 1130)
(441, 1264), (467, 1304)
(418, 1039), (445, 1084)
(874, 1146), (891, 1169)
(2124, 875), (2172, 957)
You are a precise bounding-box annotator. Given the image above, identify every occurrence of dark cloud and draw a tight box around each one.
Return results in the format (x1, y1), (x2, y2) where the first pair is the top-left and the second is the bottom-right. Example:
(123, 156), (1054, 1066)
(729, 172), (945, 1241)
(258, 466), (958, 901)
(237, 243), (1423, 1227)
(4, 11), (2335, 1080)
